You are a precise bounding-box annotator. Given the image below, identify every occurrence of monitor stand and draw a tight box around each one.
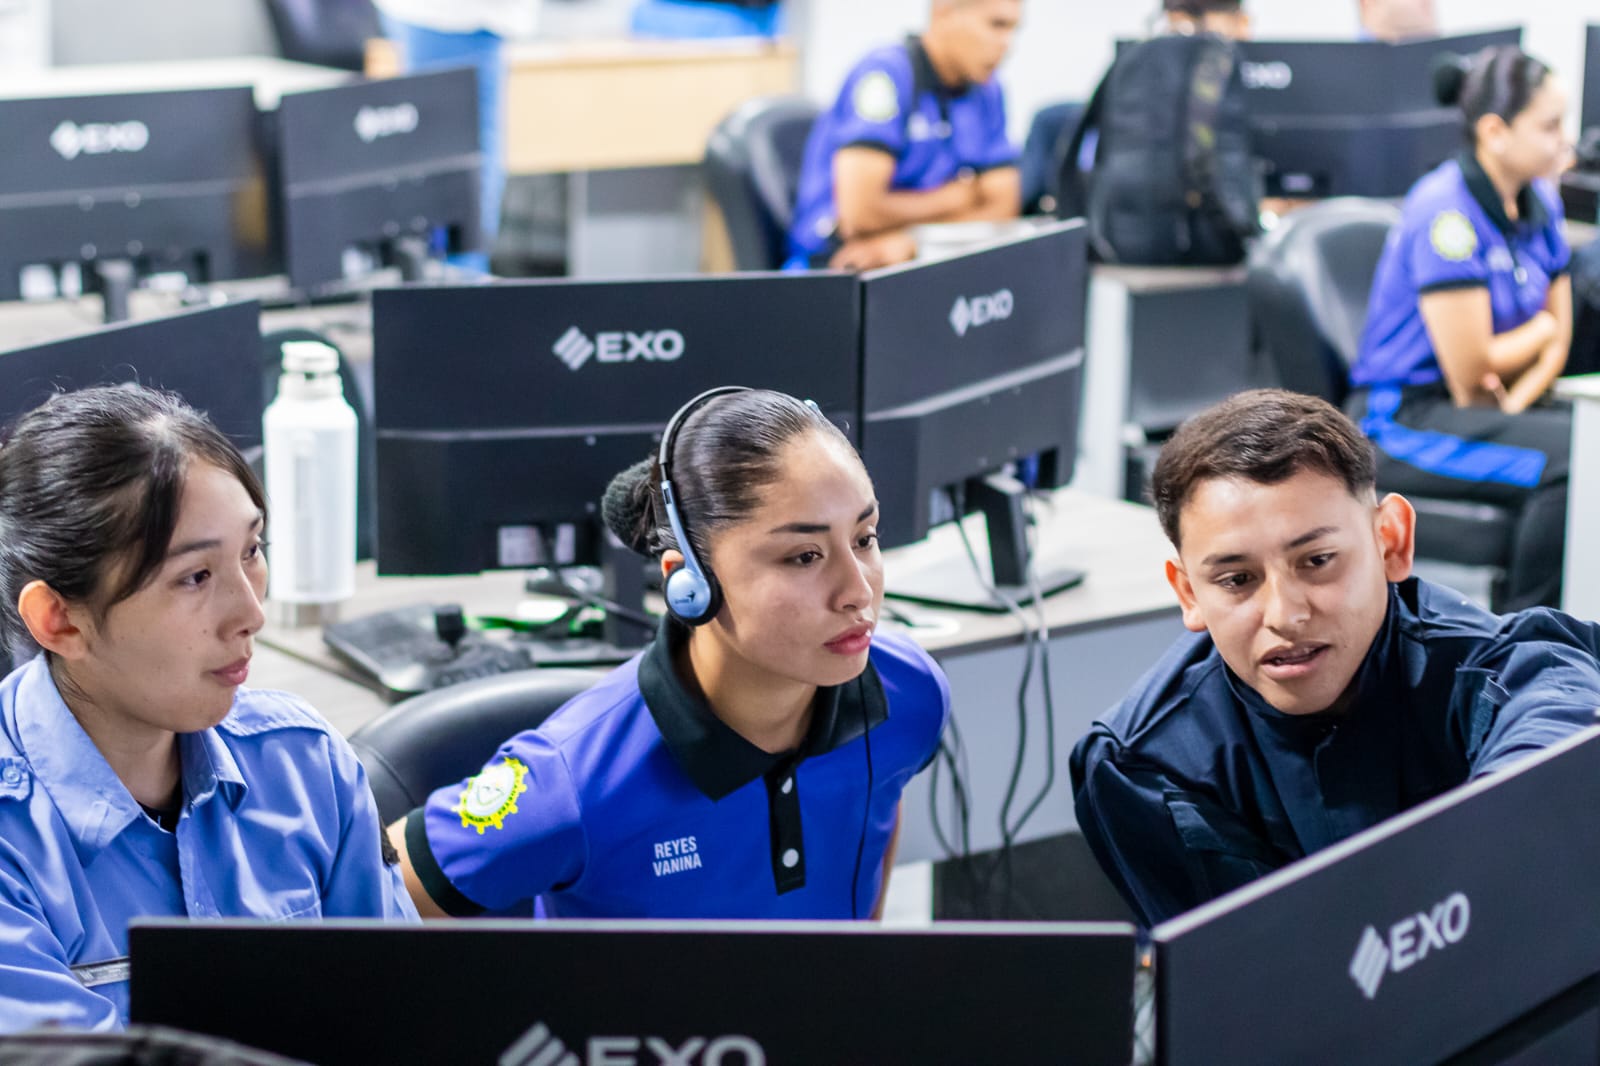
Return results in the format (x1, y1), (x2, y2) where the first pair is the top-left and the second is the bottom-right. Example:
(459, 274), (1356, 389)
(390, 235), (432, 284)
(515, 533), (656, 663)
(886, 472), (1085, 613)
(94, 259), (136, 324)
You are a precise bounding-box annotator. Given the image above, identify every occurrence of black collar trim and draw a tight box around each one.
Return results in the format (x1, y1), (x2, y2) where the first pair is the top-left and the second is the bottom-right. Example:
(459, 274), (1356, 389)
(905, 34), (972, 101)
(1457, 151), (1547, 235)
(637, 619), (889, 801)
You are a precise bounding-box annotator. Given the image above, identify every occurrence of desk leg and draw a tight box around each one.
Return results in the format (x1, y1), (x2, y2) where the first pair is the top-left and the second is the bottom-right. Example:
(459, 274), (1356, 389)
(1564, 396), (1600, 621)
(1078, 273), (1132, 500)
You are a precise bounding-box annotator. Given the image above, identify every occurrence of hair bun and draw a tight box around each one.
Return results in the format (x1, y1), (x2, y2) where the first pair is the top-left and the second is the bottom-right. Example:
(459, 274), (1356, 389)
(600, 457), (657, 556)
(1432, 51), (1470, 107)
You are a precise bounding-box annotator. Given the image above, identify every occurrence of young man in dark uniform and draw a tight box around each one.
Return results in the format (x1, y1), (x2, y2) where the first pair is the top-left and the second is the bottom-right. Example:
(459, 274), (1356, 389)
(785, 0), (1022, 272)
(1070, 389), (1600, 928)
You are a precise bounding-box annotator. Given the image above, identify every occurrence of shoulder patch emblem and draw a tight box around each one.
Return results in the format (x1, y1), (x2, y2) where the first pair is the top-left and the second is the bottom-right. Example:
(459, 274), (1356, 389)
(852, 70), (900, 124)
(1429, 209), (1479, 262)
(457, 757), (529, 834)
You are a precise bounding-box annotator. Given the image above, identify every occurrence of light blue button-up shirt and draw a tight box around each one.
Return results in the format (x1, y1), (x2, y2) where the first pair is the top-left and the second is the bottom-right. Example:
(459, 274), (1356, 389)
(0, 654), (418, 1032)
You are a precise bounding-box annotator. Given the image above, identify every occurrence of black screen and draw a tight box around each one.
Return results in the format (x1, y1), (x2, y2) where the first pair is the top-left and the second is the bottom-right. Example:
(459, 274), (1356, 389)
(0, 302), (263, 451)
(131, 919), (1138, 1066)
(0, 87), (269, 300)
(371, 273), (860, 575)
(273, 68), (483, 291)
(858, 221), (1088, 548)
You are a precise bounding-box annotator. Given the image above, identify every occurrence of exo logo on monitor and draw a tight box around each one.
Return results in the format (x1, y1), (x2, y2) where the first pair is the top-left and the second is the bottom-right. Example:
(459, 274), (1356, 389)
(50, 119), (150, 161)
(948, 289), (1013, 338)
(354, 102), (420, 144)
(1348, 891), (1471, 1000)
(552, 327), (685, 372)
(1241, 61), (1294, 90)
(502, 1020), (767, 1066)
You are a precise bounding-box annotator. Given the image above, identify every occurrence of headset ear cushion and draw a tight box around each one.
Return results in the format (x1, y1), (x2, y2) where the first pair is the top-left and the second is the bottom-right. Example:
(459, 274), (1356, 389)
(665, 564), (717, 624)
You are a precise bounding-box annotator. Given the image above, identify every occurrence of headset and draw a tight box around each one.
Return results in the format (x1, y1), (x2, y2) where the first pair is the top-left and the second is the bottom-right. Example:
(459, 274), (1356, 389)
(657, 386), (750, 625)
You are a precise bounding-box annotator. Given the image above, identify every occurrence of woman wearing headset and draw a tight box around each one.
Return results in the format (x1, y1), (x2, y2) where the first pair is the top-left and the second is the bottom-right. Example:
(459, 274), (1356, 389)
(1349, 45), (1573, 610)
(388, 388), (950, 919)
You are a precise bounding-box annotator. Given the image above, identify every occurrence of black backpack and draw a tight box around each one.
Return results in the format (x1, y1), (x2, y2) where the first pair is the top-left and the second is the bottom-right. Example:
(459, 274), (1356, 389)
(1058, 34), (1259, 265)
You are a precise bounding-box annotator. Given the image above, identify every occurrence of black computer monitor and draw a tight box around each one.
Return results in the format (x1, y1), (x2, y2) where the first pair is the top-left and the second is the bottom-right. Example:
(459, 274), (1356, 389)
(271, 68), (484, 296)
(1153, 724), (1600, 1065)
(0, 87), (270, 323)
(130, 918), (1138, 1066)
(1583, 25), (1600, 135)
(370, 273), (859, 654)
(0, 302), (264, 453)
(857, 220), (1088, 612)
(1241, 28), (1522, 198)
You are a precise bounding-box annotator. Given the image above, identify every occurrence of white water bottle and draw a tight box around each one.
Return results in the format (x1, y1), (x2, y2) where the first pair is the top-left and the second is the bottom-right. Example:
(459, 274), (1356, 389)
(264, 340), (358, 626)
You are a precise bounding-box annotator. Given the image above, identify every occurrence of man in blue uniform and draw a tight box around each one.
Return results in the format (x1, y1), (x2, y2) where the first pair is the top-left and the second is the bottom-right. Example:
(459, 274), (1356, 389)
(1070, 389), (1600, 929)
(786, 0), (1022, 271)
(398, 620), (947, 919)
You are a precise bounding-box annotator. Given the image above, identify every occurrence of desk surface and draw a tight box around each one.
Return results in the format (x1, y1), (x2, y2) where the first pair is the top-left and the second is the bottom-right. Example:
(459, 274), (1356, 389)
(368, 35), (797, 174)
(254, 490), (1179, 730)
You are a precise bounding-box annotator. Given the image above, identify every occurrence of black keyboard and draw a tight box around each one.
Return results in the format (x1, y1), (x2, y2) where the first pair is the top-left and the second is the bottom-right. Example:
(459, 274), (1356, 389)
(323, 603), (634, 701)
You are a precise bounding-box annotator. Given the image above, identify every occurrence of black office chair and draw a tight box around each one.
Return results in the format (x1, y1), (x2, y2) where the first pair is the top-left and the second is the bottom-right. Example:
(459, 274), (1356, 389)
(262, 0), (382, 72)
(348, 668), (604, 825)
(1248, 197), (1518, 608)
(703, 95), (819, 271)
(259, 328), (376, 561)
(1020, 101), (1085, 216)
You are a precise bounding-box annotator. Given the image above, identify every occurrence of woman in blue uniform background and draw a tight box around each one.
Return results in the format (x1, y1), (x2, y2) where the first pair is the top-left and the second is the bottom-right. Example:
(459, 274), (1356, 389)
(1350, 44), (1574, 610)
(0, 385), (416, 1033)
(389, 388), (950, 920)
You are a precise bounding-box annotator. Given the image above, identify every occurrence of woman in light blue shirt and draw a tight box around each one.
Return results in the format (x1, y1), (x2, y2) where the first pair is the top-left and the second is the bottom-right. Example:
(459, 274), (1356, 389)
(0, 384), (416, 1033)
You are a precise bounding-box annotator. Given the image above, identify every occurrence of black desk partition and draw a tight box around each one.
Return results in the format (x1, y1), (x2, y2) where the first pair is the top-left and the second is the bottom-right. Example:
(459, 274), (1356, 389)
(1154, 725), (1600, 1066)
(131, 919), (1137, 1066)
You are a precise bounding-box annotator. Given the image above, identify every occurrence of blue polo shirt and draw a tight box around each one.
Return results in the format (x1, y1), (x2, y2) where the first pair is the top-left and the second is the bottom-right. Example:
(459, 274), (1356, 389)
(0, 655), (417, 1033)
(1353, 152), (1569, 390)
(785, 36), (1016, 267)
(1070, 579), (1600, 928)
(407, 623), (949, 919)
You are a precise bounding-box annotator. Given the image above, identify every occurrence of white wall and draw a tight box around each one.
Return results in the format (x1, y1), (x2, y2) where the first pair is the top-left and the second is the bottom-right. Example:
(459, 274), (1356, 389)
(788, 0), (1596, 146)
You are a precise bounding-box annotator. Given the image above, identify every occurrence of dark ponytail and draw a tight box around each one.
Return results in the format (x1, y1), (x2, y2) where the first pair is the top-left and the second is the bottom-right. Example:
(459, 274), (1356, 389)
(600, 389), (856, 561)
(1434, 45), (1553, 144)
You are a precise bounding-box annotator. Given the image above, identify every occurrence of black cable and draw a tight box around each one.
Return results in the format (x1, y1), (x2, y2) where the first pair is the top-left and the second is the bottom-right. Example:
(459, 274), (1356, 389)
(850, 695), (874, 920)
(1003, 492), (1060, 843)
(951, 486), (1045, 918)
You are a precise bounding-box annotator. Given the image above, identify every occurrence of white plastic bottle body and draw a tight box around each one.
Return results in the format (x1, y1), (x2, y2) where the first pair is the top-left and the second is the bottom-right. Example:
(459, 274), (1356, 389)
(264, 391), (358, 607)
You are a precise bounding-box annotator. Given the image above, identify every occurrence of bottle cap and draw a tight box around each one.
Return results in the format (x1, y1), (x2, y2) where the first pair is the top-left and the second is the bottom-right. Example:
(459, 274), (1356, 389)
(281, 340), (340, 377)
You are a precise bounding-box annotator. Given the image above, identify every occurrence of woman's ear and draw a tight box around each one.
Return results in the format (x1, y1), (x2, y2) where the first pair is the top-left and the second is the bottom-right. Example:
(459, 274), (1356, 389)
(1477, 113), (1512, 157)
(660, 549), (685, 584)
(17, 581), (88, 660)
(1375, 492), (1417, 583)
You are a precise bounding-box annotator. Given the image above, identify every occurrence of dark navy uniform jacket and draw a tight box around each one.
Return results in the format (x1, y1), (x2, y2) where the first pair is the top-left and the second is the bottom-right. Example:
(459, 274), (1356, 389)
(1070, 579), (1600, 928)
(785, 36), (1015, 267)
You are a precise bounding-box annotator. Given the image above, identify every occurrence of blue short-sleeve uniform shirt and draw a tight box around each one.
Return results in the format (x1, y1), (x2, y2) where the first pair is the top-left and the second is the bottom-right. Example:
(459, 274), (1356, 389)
(0, 655), (418, 1033)
(408, 622), (949, 919)
(1069, 579), (1600, 928)
(1353, 153), (1570, 389)
(785, 36), (1016, 267)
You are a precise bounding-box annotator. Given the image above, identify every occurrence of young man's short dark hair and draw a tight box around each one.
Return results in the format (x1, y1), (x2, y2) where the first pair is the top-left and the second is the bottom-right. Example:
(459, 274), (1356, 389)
(1150, 388), (1378, 547)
